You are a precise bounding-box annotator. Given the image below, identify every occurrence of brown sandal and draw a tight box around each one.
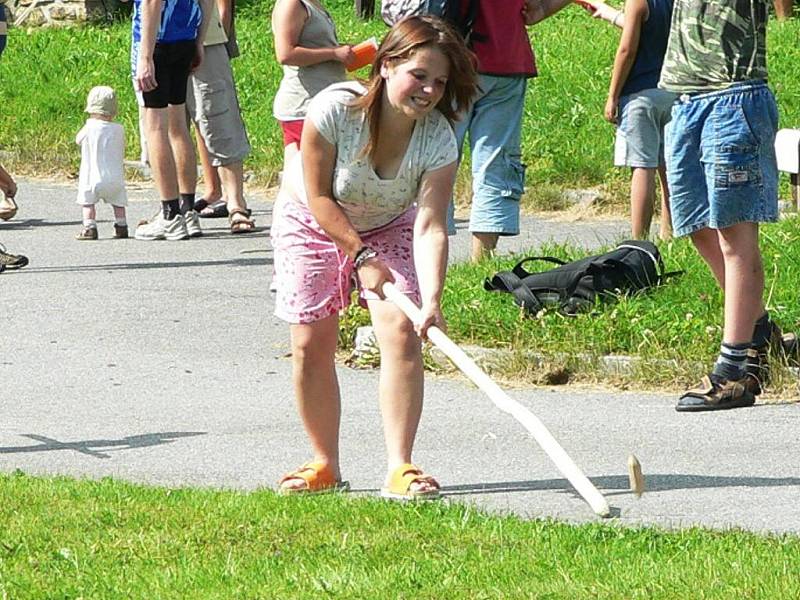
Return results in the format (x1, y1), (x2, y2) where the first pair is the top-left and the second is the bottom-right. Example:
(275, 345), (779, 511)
(229, 208), (255, 234)
(0, 195), (18, 221)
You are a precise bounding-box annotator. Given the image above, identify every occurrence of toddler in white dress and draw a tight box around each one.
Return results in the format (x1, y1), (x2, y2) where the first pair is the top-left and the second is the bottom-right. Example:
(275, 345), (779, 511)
(76, 86), (128, 240)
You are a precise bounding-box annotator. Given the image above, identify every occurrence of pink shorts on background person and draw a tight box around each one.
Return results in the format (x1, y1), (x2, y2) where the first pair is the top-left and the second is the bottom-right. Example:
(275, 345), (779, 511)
(271, 194), (420, 324)
(280, 120), (304, 147)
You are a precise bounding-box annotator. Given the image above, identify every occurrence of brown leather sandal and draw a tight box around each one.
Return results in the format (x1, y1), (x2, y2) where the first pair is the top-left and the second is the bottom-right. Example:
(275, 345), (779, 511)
(229, 208), (255, 234)
(0, 195), (18, 221)
(675, 374), (755, 412)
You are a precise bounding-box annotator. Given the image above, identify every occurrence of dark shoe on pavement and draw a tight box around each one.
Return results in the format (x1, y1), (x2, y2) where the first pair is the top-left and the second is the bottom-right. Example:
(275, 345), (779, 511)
(0, 243), (27, 269)
(113, 224), (129, 239)
(76, 226), (98, 241)
(675, 374), (756, 412)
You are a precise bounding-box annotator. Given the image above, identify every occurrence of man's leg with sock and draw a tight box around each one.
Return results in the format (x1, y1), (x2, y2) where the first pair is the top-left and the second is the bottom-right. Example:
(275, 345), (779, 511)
(167, 103), (201, 237)
(135, 106), (189, 241)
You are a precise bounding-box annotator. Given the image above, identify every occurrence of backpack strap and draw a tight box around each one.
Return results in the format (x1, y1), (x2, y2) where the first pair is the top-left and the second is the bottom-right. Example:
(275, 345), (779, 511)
(483, 271), (523, 293)
(511, 256), (567, 279)
(484, 256), (567, 292)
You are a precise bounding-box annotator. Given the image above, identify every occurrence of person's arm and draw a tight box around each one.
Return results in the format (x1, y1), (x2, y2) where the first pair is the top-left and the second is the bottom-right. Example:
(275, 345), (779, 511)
(301, 120), (395, 297)
(412, 161), (457, 338)
(604, 0), (647, 124)
(76, 124), (87, 145)
(522, 0), (572, 25)
(579, 0), (626, 27)
(271, 0), (353, 67)
(217, 0), (232, 35)
(135, 0), (161, 93)
(0, 164), (17, 198)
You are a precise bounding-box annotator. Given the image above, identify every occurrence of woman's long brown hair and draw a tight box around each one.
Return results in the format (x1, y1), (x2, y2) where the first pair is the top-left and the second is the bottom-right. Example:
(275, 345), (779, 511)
(351, 15), (478, 161)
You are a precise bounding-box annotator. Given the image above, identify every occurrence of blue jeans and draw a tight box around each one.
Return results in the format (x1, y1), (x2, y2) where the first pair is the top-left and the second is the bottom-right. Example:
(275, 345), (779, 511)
(448, 74), (527, 236)
(665, 80), (779, 238)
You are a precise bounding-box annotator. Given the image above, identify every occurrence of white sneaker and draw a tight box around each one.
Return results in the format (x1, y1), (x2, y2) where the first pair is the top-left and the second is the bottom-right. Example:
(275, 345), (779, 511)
(184, 210), (203, 238)
(135, 213), (189, 241)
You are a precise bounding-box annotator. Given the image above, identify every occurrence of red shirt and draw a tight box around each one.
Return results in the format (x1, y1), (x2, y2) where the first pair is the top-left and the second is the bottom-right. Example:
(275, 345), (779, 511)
(466, 0), (537, 77)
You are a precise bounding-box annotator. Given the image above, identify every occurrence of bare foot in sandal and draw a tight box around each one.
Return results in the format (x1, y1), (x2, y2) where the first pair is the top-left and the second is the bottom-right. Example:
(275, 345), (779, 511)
(278, 460), (348, 495)
(229, 208), (255, 234)
(381, 463), (440, 500)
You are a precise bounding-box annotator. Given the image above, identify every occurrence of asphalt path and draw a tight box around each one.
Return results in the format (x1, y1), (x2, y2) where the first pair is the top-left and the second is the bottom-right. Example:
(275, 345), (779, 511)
(2, 179), (799, 535)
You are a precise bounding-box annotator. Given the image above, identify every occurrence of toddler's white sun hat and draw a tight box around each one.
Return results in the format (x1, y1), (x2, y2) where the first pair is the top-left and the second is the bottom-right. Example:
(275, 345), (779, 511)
(85, 86), (118, 117)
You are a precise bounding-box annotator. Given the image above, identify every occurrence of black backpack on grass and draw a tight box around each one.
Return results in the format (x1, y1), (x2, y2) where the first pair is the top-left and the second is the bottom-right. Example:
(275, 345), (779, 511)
(483, 240), (681, 315)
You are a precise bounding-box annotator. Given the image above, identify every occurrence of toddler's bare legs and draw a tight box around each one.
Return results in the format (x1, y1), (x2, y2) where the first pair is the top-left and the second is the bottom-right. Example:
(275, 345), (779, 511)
(112, 205), (127, 225)
(82, 205), (97, 225)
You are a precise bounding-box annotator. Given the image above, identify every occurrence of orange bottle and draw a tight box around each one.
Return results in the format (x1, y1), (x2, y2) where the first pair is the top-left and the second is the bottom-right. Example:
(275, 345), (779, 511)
(347, 37), (379, 72)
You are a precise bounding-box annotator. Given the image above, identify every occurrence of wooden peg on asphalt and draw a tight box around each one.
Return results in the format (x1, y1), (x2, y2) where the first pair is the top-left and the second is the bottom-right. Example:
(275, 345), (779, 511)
(628, 454), (644, 497)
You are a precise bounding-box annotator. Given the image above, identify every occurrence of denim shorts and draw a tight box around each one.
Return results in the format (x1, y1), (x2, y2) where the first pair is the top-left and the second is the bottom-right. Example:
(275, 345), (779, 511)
(614, 88), (678, 168)
(451, 74), (527, 236)
(0, 5), (7, 58)
(665, 80), (779, 238)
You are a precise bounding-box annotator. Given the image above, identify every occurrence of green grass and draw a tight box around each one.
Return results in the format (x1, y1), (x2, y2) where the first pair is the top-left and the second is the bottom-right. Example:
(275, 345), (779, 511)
(441, 217), (800, 388)
(2, 471), (800, 598)
(336, 216), (800, 390)
(1, 0), (799, 202)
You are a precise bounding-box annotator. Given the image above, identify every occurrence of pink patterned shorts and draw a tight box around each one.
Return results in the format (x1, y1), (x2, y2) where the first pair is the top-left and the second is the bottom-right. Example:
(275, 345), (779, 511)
(271, 194), (421, 324)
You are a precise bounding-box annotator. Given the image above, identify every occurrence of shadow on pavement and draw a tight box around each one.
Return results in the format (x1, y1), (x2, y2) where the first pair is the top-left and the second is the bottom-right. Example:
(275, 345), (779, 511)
(440, 473), (800, 496)
(15, 257), (270, 273)
(1, 219), (83, 229)
(0, 431), (206, 459)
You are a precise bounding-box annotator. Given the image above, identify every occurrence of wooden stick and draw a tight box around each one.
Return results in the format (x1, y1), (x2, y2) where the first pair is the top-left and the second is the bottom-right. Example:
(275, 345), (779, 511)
(628, 454), (645, 497)
(382, 283), (611, 518)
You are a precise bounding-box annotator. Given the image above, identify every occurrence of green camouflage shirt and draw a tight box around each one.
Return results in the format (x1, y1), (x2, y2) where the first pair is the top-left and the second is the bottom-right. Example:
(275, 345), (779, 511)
(659, 0), (768, 93)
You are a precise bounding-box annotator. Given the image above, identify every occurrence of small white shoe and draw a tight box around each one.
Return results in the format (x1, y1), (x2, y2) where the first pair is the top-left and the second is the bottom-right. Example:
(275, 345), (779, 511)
(135, 213), (189, 241)
(184, 210), (203, 238)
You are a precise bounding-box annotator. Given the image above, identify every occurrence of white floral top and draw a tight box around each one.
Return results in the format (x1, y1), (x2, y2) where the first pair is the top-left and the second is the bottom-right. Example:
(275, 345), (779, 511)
(286, 81), (458, 232)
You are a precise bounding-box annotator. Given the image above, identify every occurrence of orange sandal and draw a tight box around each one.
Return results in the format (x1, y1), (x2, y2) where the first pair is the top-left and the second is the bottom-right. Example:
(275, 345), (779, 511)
(380, 463), (440, 501)
(278, 461), (349, 496)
